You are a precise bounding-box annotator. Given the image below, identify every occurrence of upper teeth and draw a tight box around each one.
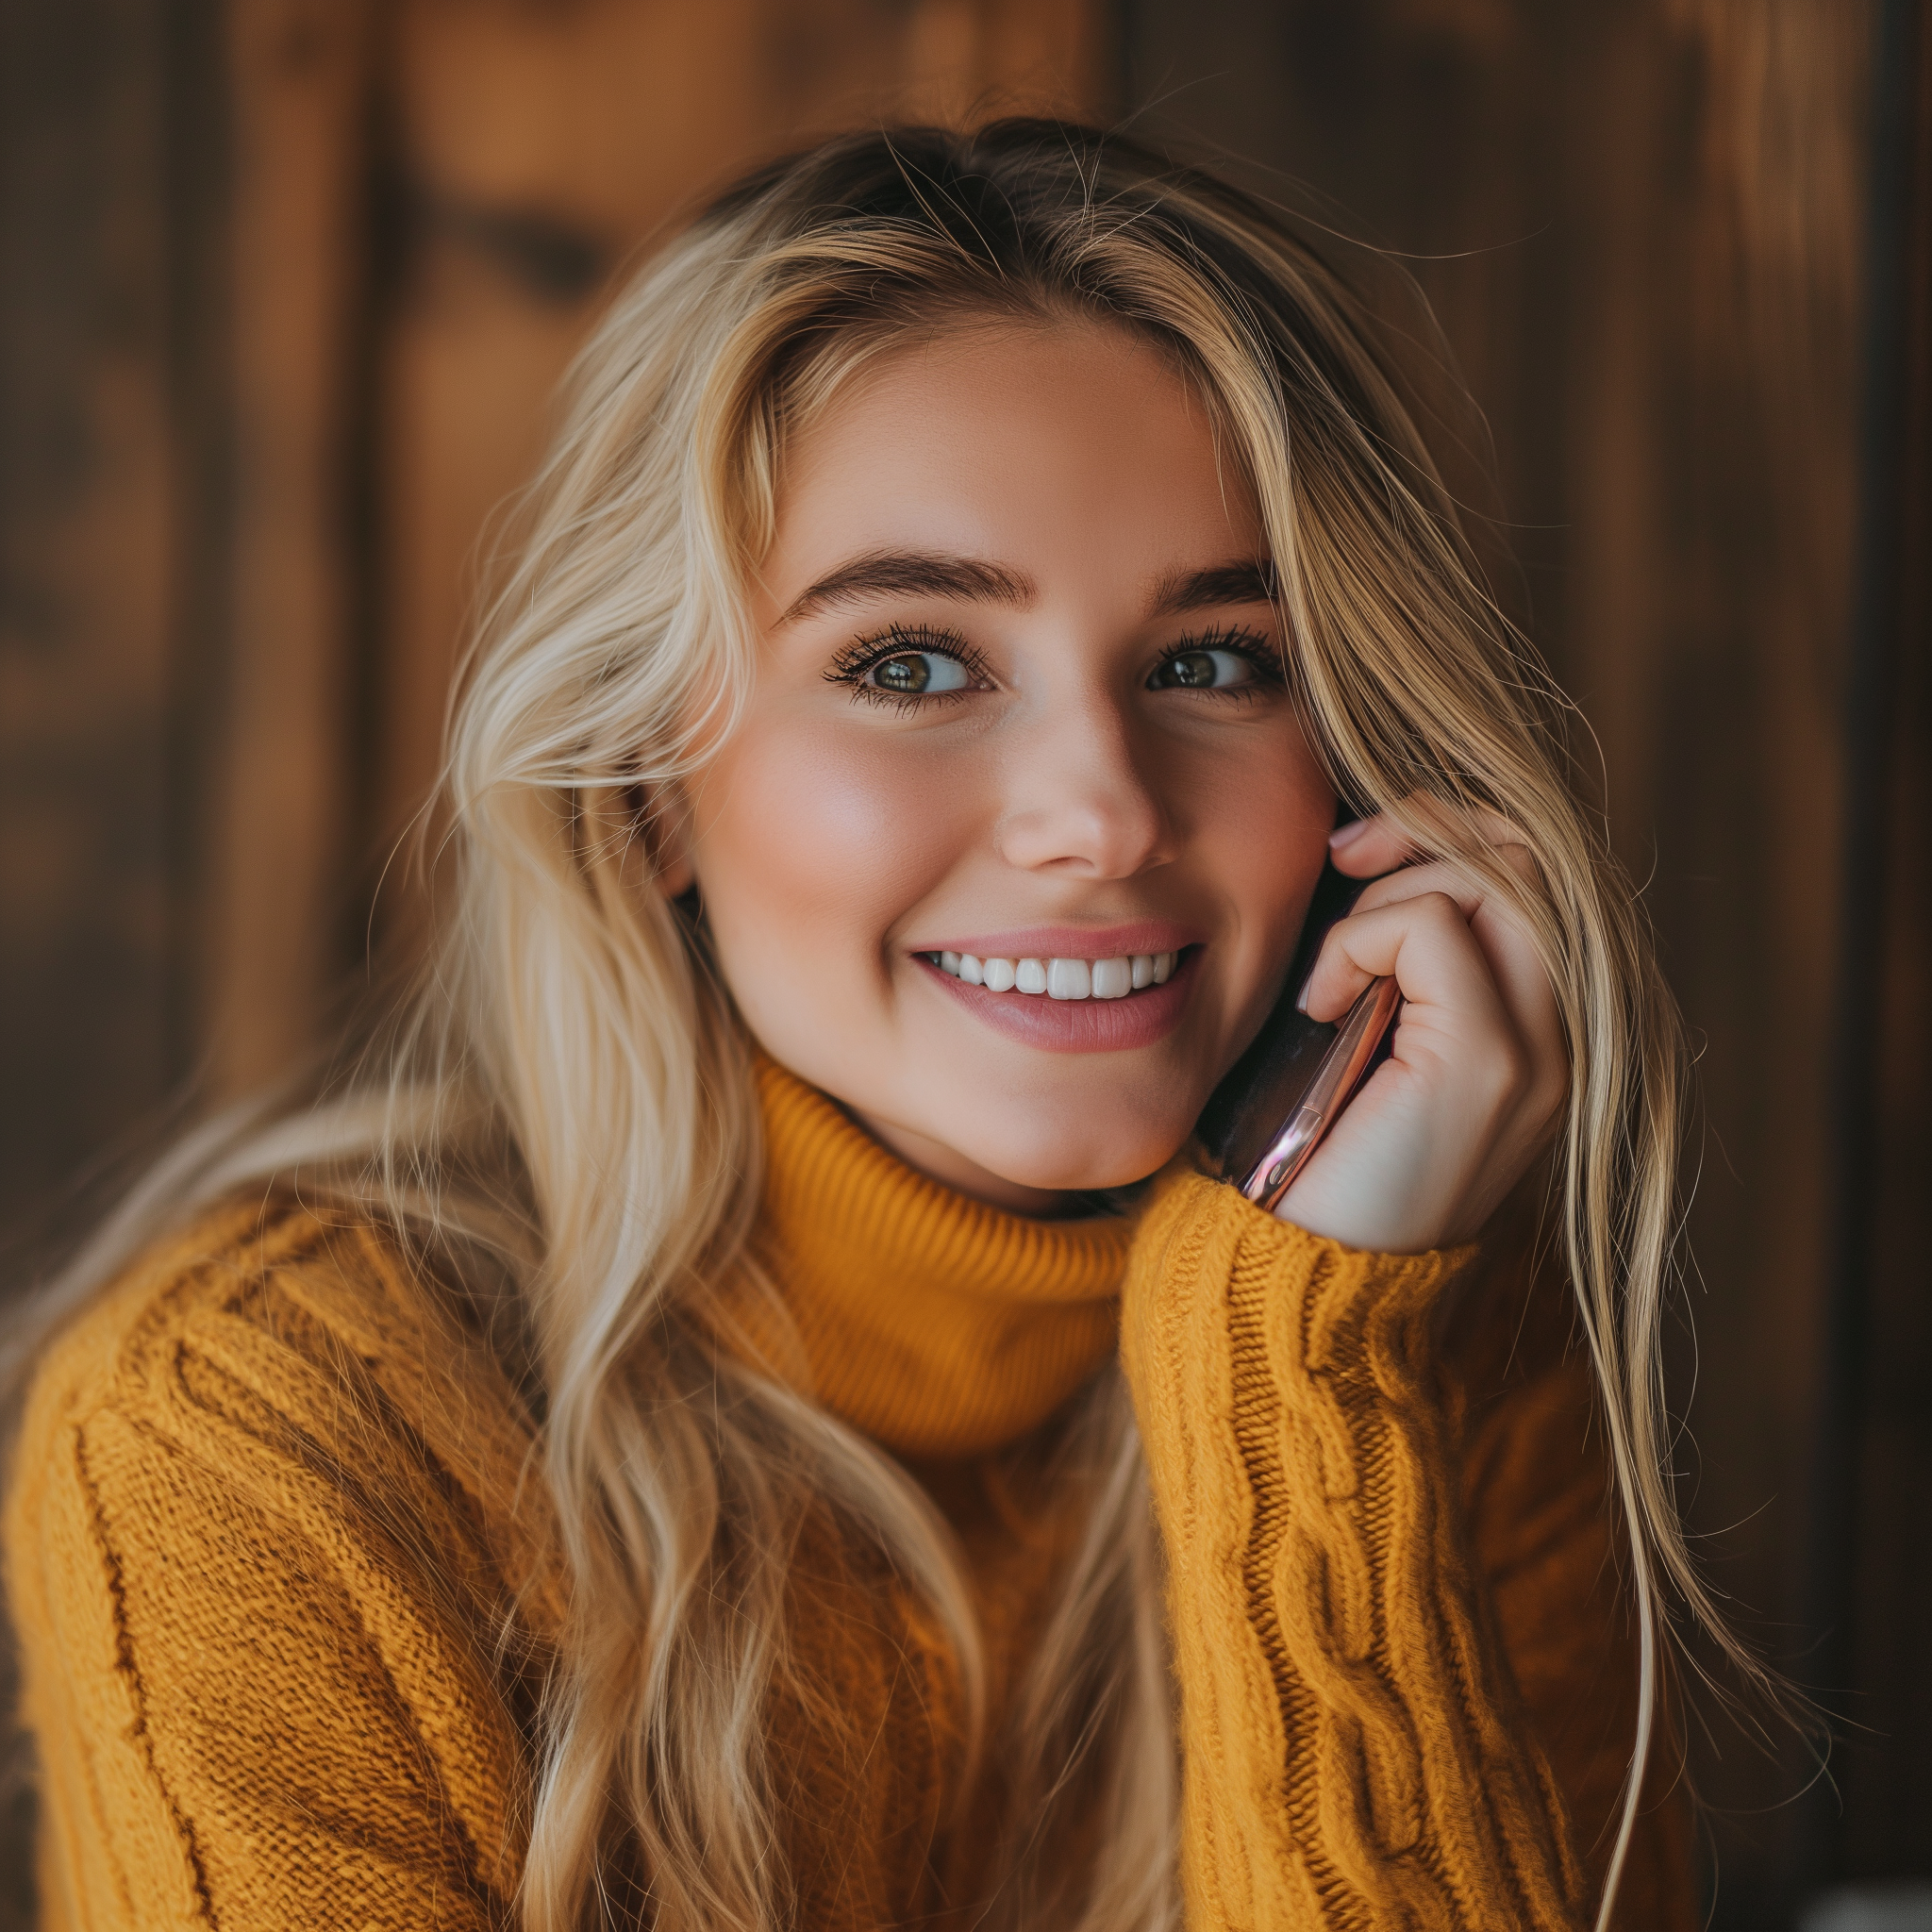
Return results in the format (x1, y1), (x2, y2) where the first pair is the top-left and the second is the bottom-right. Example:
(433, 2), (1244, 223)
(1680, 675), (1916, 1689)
(928, 949), (1177, 999)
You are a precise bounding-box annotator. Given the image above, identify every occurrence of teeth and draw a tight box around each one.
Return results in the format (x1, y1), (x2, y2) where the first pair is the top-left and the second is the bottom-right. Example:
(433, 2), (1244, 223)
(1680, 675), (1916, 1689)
(927, 949), (1179, 999)
(1047, 958), (1092, 1000)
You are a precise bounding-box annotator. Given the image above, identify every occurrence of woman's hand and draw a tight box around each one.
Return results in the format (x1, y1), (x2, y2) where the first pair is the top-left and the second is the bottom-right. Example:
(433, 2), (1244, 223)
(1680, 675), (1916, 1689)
(1274, 808), (1569, 1254)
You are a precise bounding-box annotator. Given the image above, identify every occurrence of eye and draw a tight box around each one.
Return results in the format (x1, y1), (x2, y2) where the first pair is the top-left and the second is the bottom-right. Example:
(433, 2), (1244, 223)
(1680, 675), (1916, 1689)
(865, 650), (972, 696)
(826, 626), (991, 708)
(1148, 646), (1259, 691)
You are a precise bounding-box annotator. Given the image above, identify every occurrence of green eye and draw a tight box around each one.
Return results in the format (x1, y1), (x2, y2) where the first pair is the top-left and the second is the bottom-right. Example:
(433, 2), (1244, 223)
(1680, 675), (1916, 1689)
(1150, 647), (1257, 691)
(868, 652), (970, 694)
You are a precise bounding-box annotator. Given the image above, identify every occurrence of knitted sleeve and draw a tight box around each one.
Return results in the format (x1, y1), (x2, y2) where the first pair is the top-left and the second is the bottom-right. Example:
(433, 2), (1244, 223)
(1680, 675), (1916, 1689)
(3, 1206), (533, 1932)
(1120, 1172), (1589, 1932)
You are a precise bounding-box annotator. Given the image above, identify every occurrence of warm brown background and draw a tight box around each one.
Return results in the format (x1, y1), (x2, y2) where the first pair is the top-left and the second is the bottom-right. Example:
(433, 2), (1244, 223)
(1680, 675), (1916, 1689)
(1, 1), (1925, 1926)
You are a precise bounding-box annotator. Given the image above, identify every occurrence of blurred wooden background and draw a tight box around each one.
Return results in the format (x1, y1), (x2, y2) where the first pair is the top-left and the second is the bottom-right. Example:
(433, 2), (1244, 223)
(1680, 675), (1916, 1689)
(1, 1), (1924, 1925)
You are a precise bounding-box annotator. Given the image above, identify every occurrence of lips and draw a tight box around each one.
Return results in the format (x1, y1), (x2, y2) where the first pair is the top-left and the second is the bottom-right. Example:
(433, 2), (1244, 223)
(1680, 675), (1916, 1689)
(916, 945), (1200, 1053)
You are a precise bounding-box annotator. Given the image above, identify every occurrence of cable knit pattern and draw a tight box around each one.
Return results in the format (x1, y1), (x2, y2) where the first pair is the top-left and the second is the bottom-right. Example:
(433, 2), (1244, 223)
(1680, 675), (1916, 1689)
(1122, 1172), (1588, 1932)
(4, 1071), (1690, 1929)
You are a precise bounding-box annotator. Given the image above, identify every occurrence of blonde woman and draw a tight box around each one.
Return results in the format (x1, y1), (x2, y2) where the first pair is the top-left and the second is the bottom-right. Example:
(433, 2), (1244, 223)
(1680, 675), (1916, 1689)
(6, 123), (1731, 1931)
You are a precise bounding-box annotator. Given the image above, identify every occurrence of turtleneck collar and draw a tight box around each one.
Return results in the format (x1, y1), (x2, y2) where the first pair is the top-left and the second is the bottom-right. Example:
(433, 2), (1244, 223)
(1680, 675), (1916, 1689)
(721, 1057), (1136, 1457)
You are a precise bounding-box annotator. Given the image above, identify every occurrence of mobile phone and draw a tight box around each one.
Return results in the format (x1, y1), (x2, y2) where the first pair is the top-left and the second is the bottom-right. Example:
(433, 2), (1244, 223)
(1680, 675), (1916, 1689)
(1194, 863), (1402, 1215)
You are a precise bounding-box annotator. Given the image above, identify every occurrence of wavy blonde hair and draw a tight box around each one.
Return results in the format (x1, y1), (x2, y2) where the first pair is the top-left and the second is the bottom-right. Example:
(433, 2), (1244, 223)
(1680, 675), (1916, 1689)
(18, 122), (1752, 1931)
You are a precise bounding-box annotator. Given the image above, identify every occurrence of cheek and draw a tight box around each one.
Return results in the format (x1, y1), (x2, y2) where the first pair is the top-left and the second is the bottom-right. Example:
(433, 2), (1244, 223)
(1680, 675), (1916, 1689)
(690, 718), (974, 977)
(1180, 724), (1337, 1004)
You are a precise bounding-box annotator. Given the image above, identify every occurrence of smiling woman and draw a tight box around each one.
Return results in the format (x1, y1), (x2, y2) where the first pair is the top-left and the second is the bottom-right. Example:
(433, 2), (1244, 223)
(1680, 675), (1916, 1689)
(3, 123), (1742, 1932)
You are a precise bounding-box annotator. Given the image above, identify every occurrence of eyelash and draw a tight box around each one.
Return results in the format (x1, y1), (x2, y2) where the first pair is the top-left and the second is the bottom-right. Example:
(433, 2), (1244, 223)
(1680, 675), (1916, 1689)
(825, 625), (993, 710)
(823, 622), (1286, 709)
(1152, 625), (1285, 698)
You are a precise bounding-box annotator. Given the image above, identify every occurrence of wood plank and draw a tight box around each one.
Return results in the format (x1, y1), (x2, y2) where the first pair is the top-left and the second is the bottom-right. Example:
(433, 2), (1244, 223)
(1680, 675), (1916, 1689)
(0, 0), (177, 1223)
(199, 0), (375, 1096)
(1837, 0), (1932, 1880)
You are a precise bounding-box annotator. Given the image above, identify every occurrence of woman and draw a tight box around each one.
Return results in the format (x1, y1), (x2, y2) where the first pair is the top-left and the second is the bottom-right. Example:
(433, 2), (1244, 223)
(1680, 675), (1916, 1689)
(5, 122), (1739, 1930)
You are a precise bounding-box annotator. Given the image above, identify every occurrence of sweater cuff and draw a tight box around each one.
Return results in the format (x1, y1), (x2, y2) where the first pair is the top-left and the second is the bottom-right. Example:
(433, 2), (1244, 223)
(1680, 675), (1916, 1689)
(1127, 1169), (1476, 1394)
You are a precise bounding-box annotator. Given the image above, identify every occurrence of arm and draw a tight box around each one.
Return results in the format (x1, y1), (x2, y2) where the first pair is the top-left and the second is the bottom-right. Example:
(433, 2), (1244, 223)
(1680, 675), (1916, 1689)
(1122, 1173), (1587, 1931)
(4, 1211), (530, 1931)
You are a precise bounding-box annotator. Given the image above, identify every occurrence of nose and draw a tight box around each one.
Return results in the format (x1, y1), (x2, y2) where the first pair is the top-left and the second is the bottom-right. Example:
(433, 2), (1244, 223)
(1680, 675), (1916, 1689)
(993, 693), (1174, 878)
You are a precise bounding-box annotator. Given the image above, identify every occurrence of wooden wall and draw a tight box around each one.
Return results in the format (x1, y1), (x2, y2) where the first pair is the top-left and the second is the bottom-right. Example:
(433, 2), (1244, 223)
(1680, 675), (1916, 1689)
(2, 0), (1924, 1924)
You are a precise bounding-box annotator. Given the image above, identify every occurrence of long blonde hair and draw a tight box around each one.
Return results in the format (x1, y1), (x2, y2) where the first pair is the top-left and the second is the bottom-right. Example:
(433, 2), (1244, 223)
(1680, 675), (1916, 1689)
(16, 122), (1749, 1930)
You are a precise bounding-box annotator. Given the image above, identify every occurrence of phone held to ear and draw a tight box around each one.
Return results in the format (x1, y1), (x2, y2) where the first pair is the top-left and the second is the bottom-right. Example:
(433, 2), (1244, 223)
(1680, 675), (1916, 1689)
(1194, 862), (1403, 1217)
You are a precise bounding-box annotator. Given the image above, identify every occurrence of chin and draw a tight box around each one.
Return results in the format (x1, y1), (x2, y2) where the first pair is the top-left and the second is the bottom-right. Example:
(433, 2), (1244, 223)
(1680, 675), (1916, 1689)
(960, 1109), (1193, 1196)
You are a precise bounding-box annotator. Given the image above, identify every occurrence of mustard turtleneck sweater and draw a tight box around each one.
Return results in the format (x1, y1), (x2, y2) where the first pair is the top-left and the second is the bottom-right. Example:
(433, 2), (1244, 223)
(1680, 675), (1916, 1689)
(5, 1060), (1690, 1930)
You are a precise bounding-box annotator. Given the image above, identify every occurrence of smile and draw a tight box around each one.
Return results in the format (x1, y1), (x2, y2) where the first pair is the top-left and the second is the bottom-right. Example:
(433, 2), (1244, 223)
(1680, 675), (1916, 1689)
(922, 949), (1180, 1000)
(914, 942), (1199, 1055)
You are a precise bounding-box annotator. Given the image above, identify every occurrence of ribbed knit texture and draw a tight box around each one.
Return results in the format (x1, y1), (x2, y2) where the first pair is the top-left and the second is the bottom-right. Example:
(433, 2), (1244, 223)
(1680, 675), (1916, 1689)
(732, 1058), (1132, 1454)
(4, 1065), (1692, 1930)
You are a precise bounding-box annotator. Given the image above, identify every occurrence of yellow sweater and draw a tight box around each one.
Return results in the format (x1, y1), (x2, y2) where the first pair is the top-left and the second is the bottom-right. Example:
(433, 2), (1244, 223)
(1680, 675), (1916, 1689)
(5, 1060), (1690, 1929)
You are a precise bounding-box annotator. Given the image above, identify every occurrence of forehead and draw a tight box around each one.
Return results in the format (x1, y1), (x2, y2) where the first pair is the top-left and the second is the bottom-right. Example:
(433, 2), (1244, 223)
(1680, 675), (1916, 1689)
(758, 320), (1264, 611)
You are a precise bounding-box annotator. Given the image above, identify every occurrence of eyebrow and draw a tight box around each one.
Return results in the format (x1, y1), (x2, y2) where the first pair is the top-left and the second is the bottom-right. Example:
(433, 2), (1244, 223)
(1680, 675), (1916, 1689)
(776, 549), (1279, 625)
(779, 551), (1036, 624)
(1147, 559), (1279, 617)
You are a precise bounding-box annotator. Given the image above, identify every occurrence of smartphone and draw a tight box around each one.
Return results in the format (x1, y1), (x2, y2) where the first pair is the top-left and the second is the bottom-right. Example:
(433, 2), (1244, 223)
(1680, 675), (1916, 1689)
(1194, 862), (1402, 1215)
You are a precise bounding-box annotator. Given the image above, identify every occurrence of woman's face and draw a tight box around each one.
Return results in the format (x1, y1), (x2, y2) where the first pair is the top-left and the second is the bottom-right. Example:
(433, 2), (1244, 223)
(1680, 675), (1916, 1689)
(680, 320), (1337, 1211)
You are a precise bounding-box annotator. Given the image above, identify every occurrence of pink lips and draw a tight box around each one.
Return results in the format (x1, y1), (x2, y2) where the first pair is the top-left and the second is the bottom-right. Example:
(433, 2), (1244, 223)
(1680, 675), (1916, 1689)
(916, 945), (1201, 1054)
(912, 922), (1197, 961)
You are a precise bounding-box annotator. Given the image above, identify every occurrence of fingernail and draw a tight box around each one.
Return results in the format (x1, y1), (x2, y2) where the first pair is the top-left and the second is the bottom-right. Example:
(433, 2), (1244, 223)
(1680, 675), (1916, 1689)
(1328, 820), (1370, 853)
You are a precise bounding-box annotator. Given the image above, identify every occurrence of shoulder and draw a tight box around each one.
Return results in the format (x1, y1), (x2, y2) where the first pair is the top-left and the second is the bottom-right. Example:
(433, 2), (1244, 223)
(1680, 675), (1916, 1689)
(17, 1193), (518, 1456)
(22, 1194), (427, 1418)
(7, 1191), (553, 1622)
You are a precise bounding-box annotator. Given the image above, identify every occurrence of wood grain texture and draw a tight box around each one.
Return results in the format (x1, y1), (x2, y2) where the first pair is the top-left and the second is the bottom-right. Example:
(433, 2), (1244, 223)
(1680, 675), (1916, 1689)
(198, 0), (375, 1096)
(0, 0), (179, 1229)
(1837, 0), (1932, 1880)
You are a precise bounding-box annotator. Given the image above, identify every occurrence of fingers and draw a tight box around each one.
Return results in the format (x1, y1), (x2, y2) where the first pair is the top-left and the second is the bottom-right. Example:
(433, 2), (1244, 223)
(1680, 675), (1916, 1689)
(1324, 810), (1560, 1057)
(1304, 841), (1569, 1145)
(1298, 891), (1515, 1043)
(1325, 812), (1417, 878)
(1351, 844), (1561, 1060)
(1325, 804), (1526, 880)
